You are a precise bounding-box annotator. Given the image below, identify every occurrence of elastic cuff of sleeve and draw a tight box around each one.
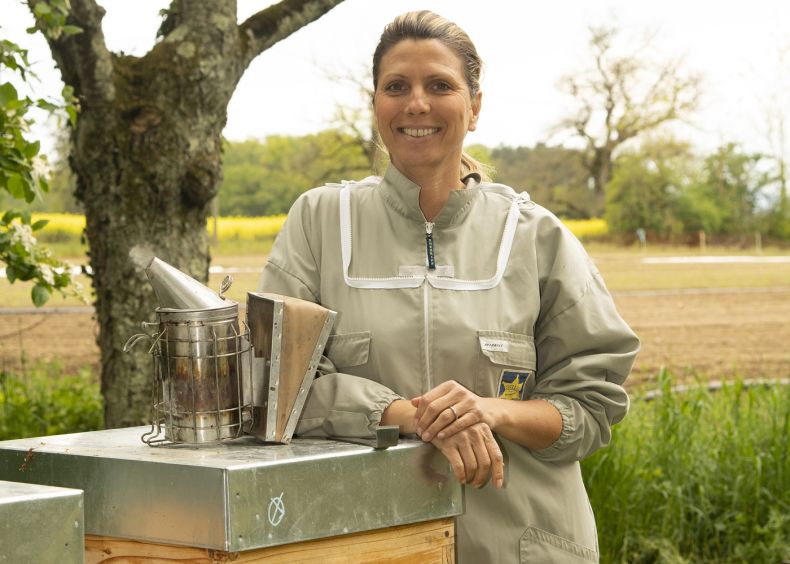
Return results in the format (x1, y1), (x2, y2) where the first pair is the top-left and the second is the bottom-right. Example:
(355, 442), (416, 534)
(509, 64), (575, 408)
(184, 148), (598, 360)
(366, 390), (405, 434)
(532, 396), (574, 455)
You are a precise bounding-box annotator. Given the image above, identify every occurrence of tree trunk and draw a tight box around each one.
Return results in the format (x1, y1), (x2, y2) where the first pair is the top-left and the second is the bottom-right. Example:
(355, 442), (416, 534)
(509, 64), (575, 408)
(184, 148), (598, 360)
(32, 0), (344, 427)
(589, 146), (612, 217)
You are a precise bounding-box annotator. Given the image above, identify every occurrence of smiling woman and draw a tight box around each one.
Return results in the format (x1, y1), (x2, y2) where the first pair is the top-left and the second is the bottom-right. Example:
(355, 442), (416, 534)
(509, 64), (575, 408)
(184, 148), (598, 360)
(373, 38), (482, 220)
(371, 11), (485, 217)
(258, 10), (639, 564)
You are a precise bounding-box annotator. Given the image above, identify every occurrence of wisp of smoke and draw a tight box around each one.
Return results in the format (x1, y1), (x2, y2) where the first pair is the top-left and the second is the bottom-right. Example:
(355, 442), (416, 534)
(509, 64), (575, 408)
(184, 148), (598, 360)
(128, 245), (155, 270)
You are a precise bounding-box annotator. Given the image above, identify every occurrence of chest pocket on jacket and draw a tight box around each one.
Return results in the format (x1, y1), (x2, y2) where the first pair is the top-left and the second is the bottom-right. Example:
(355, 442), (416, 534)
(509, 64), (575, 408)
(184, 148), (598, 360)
(475, 330), (536, 399)
(324, 331), (371, 372)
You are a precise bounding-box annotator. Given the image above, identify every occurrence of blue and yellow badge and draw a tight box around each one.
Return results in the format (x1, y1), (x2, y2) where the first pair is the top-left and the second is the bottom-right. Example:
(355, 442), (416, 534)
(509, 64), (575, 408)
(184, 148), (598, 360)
(497, 370), (530, 400)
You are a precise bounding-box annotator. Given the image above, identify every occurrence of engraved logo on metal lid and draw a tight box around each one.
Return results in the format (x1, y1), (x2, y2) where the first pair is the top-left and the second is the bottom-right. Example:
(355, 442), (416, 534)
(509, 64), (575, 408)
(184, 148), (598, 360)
(268, 492), (285, 527)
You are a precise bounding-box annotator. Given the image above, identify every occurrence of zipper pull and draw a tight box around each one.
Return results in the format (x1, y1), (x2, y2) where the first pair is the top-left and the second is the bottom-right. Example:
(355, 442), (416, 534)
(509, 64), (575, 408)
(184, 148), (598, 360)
(425, 222), (436, 270)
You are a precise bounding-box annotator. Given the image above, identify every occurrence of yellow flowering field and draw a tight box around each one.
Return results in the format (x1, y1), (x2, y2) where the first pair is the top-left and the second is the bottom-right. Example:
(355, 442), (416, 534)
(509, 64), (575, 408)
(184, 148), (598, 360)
(562, 218), (609, 239)
(31, 213), (607, 241)
(210, 215), (287, 240)
(31, 213), (85, 236)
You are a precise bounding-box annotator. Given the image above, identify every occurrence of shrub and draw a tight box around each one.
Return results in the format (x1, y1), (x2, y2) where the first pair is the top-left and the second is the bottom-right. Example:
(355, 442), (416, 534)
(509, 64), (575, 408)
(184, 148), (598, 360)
(0, 362), (103, 440)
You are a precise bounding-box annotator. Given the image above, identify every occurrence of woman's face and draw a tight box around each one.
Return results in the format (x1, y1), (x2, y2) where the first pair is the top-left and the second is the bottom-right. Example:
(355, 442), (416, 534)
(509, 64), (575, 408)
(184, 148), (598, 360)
(374, 39), (482, 179)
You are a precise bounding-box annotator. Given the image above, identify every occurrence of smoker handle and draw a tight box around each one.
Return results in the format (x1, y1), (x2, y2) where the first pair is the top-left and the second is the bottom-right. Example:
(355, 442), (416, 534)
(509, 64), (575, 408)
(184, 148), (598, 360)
(123, 328), (166, 354)
(219, 275), (233, 299)
(123, 333), (151, 352)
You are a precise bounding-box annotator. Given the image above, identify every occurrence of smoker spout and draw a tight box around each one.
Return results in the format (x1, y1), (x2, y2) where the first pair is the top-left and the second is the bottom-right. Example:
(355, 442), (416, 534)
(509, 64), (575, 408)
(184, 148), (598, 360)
(144, 256), (228, 310)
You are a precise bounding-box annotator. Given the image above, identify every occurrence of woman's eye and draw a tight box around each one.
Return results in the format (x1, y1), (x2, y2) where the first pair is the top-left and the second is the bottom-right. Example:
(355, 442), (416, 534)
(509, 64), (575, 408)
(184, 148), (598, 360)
(384, 82), (405, 93)
(432, 81), (452, 92)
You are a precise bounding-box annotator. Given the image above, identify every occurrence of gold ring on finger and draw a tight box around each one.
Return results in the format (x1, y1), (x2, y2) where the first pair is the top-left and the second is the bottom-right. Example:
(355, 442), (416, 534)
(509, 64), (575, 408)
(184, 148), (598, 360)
(448, 405), (459, 421)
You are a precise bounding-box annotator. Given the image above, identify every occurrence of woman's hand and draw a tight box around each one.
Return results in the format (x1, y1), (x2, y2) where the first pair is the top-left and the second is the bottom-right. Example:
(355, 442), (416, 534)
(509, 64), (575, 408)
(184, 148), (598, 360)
(412, 380), (564, 451)
(412, 380), (491, 442)
(430, 422), (504, 489)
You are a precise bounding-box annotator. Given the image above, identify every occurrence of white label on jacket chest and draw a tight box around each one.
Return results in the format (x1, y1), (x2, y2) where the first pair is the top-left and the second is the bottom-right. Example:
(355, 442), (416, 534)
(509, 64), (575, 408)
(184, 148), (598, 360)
(398, 265), (455, 277)
(479, 337), (509, 353)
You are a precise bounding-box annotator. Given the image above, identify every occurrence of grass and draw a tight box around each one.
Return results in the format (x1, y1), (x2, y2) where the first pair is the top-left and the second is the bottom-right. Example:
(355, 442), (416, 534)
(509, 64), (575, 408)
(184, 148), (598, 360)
(0, 361), (103, 440)
(593, 254), (790, 291)
(583, 373), (790, 563)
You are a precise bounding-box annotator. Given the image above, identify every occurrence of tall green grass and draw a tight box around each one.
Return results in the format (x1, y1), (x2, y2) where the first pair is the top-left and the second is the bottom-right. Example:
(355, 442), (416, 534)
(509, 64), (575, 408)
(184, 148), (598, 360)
(0, 362), (103, 440)
(584, 371), (790, 563)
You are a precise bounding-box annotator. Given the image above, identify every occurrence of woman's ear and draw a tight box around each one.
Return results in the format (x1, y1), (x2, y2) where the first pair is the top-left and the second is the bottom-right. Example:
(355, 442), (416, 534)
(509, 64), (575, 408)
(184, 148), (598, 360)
(468, 90), (482, 132)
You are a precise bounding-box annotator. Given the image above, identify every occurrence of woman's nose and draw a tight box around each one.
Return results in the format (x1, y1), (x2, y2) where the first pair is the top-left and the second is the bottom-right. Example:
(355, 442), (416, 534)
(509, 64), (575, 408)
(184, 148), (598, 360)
(405, 87), (429, 114)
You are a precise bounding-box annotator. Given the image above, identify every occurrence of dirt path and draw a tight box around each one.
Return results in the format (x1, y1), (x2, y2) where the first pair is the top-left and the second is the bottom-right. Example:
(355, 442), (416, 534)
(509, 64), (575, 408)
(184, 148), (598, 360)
(2, 288), (789, 388)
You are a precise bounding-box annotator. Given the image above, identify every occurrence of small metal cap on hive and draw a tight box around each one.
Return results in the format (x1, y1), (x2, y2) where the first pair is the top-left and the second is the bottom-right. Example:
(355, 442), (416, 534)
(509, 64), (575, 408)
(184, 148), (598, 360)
(246, 292), (336, 444)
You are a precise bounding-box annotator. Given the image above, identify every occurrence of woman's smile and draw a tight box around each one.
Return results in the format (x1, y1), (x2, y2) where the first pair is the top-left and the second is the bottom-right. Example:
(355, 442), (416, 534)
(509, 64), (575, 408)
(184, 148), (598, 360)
(400, 127), (441, 138)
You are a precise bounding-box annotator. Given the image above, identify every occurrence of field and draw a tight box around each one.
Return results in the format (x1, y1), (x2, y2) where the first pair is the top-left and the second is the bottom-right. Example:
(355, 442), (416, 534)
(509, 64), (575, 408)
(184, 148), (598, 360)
(1, 244), (789, 388)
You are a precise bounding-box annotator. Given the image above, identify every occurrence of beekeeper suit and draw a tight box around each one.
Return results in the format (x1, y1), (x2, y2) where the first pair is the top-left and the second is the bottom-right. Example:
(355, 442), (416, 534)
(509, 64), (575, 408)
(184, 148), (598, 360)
(259, 164), (639, 563)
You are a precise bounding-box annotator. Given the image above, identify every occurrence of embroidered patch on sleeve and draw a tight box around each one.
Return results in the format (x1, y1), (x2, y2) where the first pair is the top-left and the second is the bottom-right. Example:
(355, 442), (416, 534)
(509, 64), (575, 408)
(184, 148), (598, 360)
(497, 370), (530, 400)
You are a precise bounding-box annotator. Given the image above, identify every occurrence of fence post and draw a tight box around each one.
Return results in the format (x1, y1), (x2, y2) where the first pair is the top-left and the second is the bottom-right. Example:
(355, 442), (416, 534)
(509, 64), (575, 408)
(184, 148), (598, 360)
(636, 228), (647, 252)
(698, 230), (706, 253)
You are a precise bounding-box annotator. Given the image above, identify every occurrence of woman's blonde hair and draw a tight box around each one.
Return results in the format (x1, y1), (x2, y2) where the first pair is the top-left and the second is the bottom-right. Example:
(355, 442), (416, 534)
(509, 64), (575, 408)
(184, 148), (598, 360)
(372, 10), (491, 181)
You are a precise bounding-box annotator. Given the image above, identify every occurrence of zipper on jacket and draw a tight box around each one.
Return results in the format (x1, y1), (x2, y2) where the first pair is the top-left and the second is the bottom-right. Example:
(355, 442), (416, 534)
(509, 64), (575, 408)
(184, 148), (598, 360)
(423, 282), (433, 391)
(425, 222), (436, 270)
(423, 221), (435, 390)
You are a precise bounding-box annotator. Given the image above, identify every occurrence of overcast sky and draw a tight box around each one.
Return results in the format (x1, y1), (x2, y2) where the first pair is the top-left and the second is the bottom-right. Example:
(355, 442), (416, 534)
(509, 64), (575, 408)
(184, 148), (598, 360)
(4, 0), (790, 159)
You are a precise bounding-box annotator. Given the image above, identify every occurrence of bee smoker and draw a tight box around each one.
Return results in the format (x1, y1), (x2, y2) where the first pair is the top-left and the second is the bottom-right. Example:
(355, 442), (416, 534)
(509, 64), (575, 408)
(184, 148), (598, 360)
(125, 257), (336, 446)
(124, 257), (252, 445)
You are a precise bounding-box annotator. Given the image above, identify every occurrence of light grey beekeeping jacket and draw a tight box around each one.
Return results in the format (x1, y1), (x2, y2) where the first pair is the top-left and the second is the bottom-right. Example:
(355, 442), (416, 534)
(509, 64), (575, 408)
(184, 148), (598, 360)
(259, 164), (639, 563)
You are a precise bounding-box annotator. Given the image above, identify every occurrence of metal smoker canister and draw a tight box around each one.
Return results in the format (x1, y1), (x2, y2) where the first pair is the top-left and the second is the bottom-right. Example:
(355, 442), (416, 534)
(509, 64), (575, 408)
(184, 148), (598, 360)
(154, 304), (246, 443)
(126, 257), (251, 445)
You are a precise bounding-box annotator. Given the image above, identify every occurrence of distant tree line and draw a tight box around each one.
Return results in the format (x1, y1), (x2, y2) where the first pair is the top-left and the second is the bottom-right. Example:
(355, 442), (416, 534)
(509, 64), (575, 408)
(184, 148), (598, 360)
(606, 137), (788, 242)
(19, 128), (787, 243)
(216, 132), (789, 242)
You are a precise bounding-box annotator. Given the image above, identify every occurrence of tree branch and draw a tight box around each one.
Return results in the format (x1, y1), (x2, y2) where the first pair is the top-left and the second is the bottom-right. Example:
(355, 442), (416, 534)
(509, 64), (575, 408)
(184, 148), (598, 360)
(28, 0), (115, 106)
(238, 0), (345, 67)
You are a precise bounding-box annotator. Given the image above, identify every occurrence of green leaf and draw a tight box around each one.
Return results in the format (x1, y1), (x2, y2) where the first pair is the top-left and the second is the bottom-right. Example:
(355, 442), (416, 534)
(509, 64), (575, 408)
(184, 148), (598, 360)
(62, 25), (83, 36)
(0, 82), (19, 106)
(23, 140), (40, 159)
(36, 99), (58, 112)
(5, 265), (16, 283)
(33, 2), (52, 16)
(65, 106), (78, 127)
(2, 210), (20, 224)
(31, 219), (49, 231)
(31, 284), (50, 307)
(7, 174), (26, 200)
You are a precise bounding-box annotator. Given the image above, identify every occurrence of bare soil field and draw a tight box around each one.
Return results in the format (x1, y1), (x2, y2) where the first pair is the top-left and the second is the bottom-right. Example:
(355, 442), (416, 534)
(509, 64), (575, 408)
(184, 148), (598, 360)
(2, 287), (788, 390)
(615, 287), (790, 386)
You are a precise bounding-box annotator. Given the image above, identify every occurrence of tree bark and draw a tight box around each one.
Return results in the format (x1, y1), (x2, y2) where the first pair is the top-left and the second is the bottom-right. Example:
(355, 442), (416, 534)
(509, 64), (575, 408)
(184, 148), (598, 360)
(31, 0), (344, 427)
